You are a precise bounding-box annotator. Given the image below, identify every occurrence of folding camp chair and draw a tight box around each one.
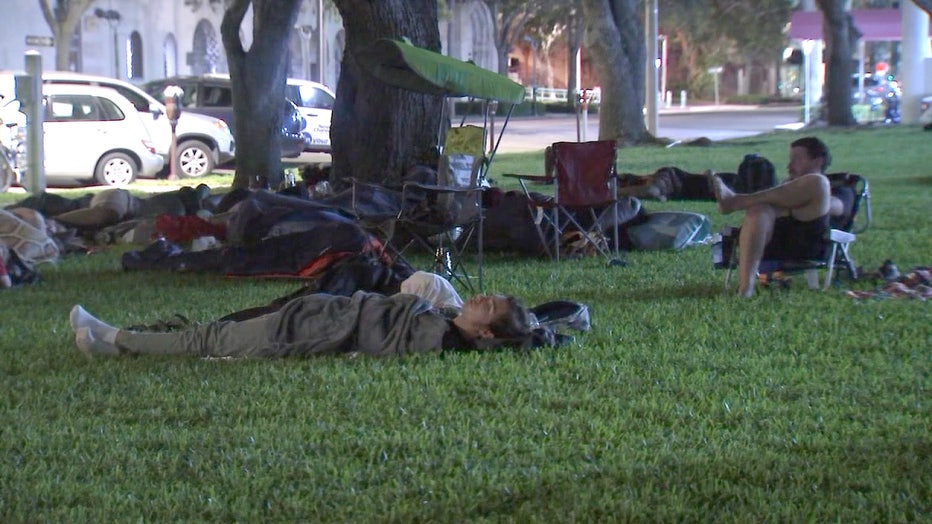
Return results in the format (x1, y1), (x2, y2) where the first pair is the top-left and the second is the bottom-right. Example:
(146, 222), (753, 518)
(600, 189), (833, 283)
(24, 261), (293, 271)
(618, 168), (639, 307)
(392, 152), (485, 293)
(505, 140), (625, 266)
(714, 172), (871, 290)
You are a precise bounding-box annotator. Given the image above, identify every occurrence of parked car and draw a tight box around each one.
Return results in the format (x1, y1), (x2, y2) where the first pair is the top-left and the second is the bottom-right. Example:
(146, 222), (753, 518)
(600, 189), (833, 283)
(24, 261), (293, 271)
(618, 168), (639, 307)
(141, 75), (306, 158)
(4, 72), (236, 178)
(285, 78), (335, 152)
(32, 84), (164, 186)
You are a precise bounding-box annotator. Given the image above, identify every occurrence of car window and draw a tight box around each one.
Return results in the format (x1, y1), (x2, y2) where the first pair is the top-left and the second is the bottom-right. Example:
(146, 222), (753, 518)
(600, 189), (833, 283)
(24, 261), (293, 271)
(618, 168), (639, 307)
(202, 86), (232, 107)
(109, 85), (152, 112)
(289, 84), (335, 109)
(45, 94), (124, 122)
(97, 97), (125, 121)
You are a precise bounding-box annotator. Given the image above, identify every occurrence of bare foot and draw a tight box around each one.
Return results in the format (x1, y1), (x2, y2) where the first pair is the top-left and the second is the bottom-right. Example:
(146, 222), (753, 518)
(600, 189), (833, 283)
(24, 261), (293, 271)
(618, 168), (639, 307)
(706, 170), (738, 214)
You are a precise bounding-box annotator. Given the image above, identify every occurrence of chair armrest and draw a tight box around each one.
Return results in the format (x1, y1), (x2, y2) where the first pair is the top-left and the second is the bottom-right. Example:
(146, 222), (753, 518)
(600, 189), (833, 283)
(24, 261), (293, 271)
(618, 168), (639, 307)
(828, 228), (856, 243)
(502, 173), (553, 185)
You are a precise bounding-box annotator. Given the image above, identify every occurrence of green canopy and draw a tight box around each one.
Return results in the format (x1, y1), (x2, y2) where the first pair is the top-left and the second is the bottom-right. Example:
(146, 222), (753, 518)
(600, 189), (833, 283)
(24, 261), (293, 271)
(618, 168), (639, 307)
(357, 38), (526, 104)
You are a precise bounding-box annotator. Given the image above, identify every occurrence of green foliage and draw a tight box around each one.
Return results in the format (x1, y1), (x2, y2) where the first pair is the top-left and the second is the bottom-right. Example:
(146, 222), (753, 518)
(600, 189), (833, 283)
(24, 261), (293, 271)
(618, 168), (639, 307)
(1, 126), (930, 521)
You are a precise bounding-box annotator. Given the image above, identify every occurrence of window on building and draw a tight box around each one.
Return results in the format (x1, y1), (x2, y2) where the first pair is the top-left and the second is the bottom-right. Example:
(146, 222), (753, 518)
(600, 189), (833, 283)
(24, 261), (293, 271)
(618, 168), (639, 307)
(127, 31), (144, 79)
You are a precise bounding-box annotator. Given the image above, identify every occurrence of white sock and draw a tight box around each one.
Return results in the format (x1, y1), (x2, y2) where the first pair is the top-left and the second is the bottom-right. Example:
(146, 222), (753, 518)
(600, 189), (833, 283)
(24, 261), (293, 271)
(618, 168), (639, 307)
(70, 305), (119, 345)
(74, 327), (120, 358)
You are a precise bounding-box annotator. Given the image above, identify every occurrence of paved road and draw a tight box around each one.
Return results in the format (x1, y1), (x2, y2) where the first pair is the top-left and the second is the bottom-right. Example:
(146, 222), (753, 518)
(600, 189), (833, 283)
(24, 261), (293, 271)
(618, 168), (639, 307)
(485, 104), (804, 153)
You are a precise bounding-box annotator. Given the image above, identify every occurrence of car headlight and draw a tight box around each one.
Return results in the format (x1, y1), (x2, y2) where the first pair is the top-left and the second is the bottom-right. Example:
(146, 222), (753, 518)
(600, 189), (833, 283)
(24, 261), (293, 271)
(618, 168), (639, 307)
(213, 120), (231, 133)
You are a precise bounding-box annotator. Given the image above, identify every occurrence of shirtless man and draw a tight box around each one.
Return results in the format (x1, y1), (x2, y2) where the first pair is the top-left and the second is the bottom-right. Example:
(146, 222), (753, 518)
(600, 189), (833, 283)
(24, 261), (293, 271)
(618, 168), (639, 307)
(709, 136), (841, 297)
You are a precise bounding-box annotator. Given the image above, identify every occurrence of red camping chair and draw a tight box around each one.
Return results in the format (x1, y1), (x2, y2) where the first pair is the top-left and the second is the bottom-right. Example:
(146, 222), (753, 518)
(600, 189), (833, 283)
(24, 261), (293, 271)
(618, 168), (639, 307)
(505, 140), (626, 265)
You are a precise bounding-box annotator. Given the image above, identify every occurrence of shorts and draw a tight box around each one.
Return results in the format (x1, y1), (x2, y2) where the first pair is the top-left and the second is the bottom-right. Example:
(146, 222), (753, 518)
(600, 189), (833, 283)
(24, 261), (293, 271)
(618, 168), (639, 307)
(763, 214), (829, 260)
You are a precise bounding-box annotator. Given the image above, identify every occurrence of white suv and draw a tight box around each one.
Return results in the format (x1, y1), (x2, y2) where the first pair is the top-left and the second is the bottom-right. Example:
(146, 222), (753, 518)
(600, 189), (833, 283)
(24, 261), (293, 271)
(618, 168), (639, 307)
(38, 72), (235, 178)
(285, 78), (335, 152)
(39, 84), (164, 185)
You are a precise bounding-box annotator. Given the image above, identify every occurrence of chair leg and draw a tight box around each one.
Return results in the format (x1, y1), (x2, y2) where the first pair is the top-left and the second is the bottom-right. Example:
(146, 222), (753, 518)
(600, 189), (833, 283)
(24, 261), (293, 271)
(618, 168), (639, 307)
(839, 243), (857, 280)
(823, 242), (839, 290)
(553, 207), (561, 263)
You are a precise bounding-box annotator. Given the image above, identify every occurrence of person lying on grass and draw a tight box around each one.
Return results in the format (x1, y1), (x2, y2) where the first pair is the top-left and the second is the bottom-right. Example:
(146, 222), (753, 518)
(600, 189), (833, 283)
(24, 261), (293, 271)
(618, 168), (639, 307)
(707, 136), (847, 298)
(69, 285), (533, 359)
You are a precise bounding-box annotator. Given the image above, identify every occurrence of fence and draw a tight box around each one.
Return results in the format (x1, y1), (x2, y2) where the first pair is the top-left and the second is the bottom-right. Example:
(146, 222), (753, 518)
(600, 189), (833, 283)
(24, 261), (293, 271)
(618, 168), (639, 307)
(525, 87), (602, 105)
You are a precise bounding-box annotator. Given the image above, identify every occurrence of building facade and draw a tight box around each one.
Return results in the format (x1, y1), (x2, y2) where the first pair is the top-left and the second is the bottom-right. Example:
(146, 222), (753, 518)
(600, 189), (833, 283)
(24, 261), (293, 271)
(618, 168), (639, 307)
(1, 0), (498, 93)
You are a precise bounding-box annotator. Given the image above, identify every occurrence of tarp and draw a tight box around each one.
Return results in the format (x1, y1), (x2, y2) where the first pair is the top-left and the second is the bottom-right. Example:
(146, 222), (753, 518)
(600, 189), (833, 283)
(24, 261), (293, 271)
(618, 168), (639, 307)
(357, 38), (526, 104)
(789, 9), (932, 41)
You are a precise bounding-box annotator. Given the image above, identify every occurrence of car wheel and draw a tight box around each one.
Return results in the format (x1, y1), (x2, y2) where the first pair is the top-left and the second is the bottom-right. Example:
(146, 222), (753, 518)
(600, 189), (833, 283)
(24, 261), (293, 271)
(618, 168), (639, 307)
(177, 140), (215, 178)
(95, 152), (138, 186)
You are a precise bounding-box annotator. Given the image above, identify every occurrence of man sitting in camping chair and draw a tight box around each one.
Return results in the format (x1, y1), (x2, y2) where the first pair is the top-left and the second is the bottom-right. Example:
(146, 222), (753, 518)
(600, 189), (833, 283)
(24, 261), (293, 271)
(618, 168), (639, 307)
(709, 136), (852, 297)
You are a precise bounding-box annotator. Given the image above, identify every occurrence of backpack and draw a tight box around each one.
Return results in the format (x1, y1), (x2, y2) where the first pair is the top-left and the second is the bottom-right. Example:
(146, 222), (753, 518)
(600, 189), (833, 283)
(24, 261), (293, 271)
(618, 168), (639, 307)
(735, 154), (777, 193)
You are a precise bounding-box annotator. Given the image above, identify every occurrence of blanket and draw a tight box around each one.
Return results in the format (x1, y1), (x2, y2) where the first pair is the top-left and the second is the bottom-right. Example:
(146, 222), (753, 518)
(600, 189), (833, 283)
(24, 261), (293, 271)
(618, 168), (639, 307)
(845, 267), (932, 301)
(266, 291), (450, 356)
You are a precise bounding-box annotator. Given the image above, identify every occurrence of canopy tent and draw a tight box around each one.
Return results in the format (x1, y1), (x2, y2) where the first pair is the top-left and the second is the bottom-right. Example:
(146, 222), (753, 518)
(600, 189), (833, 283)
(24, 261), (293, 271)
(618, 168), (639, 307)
(356, 38), (527, 293)
(356, 38), (526, 104)
(789, 9), (932, 41)
(356, 37), (526, 175)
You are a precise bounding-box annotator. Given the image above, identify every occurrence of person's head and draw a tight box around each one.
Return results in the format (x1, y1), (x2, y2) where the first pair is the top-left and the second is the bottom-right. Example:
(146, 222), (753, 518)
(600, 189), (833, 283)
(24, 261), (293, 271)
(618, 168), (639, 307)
(453, 294), (532, 342)
(788, 136), (831, 178)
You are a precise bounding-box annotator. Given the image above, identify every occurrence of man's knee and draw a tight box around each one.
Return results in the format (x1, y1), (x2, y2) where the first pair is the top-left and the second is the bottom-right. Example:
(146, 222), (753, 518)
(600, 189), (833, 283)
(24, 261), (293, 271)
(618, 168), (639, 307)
(743, 203), (776, 224)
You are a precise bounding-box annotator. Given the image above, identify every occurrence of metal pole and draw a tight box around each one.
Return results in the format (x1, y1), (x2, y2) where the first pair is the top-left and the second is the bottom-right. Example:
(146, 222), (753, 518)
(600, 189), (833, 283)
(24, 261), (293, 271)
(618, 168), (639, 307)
(317, 0), (326, 84)
(24, 51), (45, 194)
(532, 41), (538, 116)
(644, 0), (659, 135)
(660, 35), (668, 106)
(803, 41), (812, 125)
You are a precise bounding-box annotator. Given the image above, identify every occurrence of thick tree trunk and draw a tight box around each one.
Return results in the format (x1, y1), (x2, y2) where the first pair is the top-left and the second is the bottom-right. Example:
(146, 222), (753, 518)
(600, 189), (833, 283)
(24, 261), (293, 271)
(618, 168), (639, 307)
(816, 0), (858, 126)
(39, 0), (94, 71)
(330, 0), (442, 185)
(222, 0), (301, 189)
(581, 0), (652, 145)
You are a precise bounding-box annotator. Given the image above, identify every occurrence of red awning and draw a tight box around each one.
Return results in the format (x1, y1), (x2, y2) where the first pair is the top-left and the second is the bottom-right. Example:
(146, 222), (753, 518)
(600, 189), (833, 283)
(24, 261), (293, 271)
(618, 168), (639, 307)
(789, 8), (931, 41)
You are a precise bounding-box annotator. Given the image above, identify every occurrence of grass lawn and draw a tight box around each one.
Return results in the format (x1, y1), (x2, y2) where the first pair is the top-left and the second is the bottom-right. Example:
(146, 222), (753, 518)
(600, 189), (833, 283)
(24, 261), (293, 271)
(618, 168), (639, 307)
(1, 125), (929, 521)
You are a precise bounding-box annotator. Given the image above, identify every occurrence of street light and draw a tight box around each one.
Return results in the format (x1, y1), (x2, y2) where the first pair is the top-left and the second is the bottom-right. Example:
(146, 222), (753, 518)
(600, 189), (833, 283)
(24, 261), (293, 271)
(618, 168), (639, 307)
(94, 8), (121, 78)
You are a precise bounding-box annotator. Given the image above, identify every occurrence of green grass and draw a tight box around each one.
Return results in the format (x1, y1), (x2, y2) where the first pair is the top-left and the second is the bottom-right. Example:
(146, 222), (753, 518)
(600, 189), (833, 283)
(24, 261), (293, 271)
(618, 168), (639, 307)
(1, 125), (930, 521)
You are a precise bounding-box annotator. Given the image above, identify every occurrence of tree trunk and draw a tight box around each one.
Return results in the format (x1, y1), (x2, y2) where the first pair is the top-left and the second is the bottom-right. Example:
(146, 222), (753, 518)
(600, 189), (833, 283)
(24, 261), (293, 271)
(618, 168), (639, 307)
(39, 0), (94, 71)
(330, 0), (443, 185)
(222, 0), (302, 189)
(816, 0), (858, 126)
(581, 0), (652, 145)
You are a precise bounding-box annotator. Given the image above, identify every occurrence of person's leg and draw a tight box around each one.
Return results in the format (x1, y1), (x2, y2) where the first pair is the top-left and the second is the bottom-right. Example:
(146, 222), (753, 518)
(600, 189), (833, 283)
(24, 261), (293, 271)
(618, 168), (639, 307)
(114, 315), (272, 358)
(711, 173), (830, 221)
(735, 204), (777, 297)
(70, 305), (275, 358)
